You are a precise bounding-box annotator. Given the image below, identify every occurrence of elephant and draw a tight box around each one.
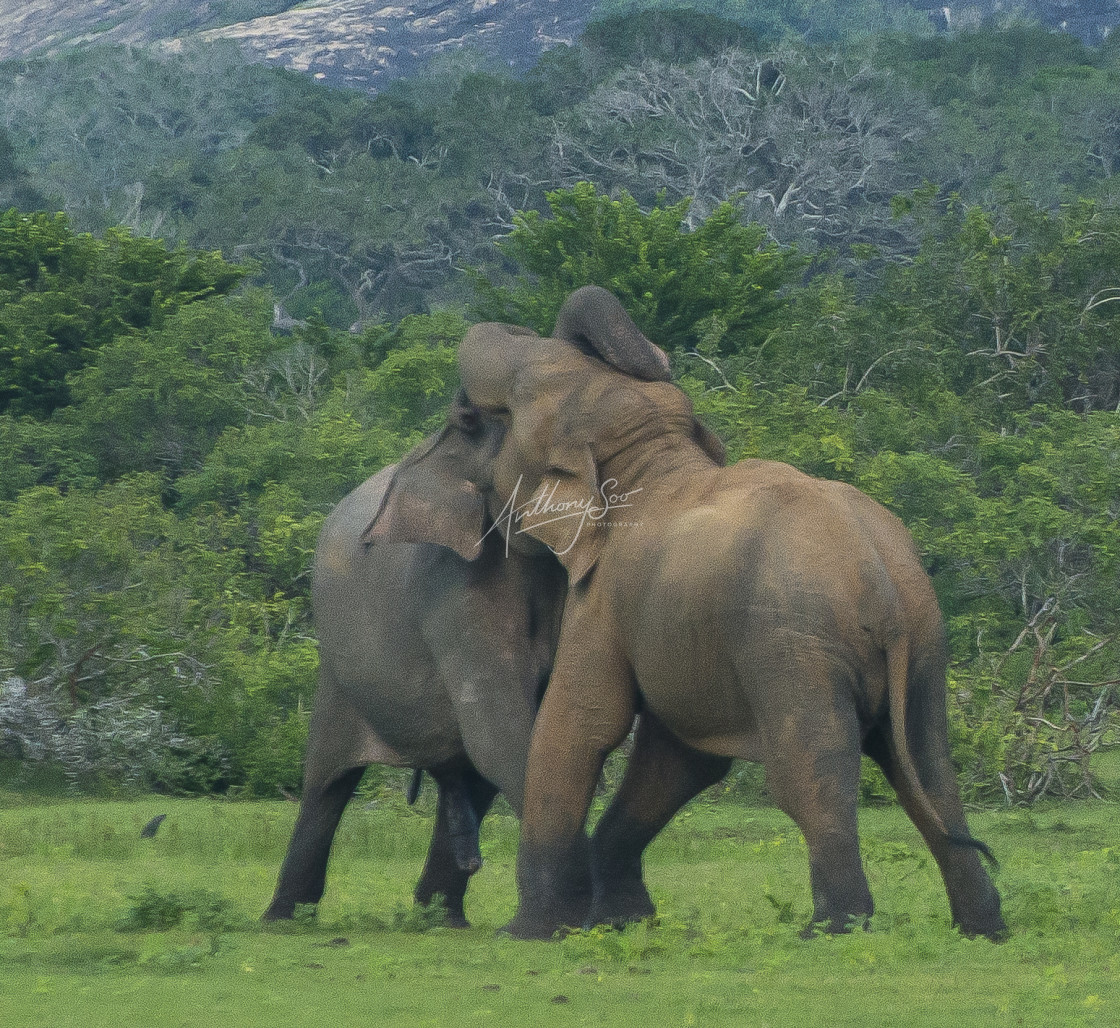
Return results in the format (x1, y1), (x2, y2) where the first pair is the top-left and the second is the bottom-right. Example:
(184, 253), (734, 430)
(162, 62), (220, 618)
(262, 424), (568, 926)
(366, 285), (1007, 942)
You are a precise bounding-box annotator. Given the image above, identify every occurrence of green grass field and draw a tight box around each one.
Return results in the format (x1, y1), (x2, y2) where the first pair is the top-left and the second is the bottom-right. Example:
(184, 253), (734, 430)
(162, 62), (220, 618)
(1, 787), (1117, 1028)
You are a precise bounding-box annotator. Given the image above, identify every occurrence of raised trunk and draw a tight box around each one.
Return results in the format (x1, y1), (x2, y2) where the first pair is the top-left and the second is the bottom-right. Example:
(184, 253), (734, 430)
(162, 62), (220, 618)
(553, 286), (671, 382)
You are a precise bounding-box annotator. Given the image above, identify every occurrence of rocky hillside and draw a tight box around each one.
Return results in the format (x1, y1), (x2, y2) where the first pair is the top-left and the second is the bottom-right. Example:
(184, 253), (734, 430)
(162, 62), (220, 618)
(0, 1), (1118, 93)
(0, 1), (233, 55)
(194, 0), (600, 88)
(0, 1), (600, 89)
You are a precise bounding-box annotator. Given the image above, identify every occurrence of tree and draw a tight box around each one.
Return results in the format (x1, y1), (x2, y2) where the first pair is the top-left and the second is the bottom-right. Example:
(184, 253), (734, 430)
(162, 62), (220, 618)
(0, 216), (471, 793)
(475, 183), (804, 355)
(550, 47), (932, 250)
(0, 210), (247, 416)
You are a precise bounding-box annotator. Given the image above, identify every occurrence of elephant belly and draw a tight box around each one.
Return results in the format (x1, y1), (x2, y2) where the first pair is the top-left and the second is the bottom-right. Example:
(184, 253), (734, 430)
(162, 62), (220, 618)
(628, 609), (764, 761)
(324, 657), (466, 768)
(630, 610), (869, 763)
(317, 573), (468, 769)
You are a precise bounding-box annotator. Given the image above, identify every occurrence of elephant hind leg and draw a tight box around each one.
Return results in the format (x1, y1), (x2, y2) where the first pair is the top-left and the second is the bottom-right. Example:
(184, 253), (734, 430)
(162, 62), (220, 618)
(264, 765), (367, 921)
(863, 726), (1005, 939)
(762, 701), (872, 935)
(414, 762), (498, 927)
(589, 711), (731, 928)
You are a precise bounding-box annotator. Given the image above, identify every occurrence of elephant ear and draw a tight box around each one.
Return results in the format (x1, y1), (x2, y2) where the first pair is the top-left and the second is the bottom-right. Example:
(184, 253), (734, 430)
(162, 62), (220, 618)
(360, 427), (487, 561)
(516, 437), (605, 586)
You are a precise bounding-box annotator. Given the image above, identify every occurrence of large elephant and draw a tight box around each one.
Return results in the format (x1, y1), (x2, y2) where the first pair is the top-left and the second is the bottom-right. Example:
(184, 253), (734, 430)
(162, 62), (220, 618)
(367, 286), (1007, 941)
(263, 298), (719, 927)
(263, 443), (568, 925)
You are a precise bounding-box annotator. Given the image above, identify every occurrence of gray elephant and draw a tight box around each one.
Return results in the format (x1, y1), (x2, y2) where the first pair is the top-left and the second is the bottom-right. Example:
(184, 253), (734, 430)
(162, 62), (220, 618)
(262, 395), (568, 924)
(366, 286), (1007, 941)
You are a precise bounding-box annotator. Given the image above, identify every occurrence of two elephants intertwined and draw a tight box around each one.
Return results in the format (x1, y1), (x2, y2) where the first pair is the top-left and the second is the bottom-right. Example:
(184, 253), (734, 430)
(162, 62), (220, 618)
(265, 287), (1005, 943)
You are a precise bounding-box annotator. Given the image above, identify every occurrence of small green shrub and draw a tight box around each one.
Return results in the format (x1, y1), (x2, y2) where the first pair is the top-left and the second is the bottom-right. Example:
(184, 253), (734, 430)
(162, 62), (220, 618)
(117, 886), (237, 933)
(240, 710), (308, 798)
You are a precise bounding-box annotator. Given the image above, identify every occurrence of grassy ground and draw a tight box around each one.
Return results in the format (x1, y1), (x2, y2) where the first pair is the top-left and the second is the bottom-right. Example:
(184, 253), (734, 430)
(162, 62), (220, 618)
(0, 786), (1117, 1028)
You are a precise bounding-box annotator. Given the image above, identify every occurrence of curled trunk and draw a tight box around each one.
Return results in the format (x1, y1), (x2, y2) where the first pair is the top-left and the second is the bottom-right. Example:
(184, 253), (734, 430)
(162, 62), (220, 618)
(553, 286), (671, 382)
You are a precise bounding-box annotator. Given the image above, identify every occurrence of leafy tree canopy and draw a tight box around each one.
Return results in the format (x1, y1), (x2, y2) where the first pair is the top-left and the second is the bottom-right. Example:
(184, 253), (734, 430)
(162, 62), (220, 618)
(475, 183), (806, 354)
(0, 210), (247, 415)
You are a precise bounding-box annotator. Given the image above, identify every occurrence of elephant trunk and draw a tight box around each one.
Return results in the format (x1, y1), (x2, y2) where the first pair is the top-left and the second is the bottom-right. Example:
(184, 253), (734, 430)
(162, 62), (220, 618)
(458, 290), (670, 403)
(553, 286), (672, 382)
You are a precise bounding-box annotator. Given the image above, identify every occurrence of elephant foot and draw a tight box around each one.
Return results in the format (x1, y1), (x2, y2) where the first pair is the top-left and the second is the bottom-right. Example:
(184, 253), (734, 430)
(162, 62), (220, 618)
(501, 894), (590, 940)
(499, 911), (568, 941)
(949, 874), (1007, 941)
(414, 889), (468, 928)
(797, 922), (864, 945)
(799, 912), (871, 939)
(588, 883), (656, 929)
(798, 919), (865, 940)
(436, 908), (471, 929)
(261, 899), (317, 923)
(506, 841), (593, 940)
(954, 914), (1008, 942)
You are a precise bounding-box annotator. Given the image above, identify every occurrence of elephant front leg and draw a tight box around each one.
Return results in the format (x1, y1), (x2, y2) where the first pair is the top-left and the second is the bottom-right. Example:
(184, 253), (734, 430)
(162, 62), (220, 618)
(264, 766), (366, 920)
(503, 622), (637, 940)
(590, 711), (731, 928)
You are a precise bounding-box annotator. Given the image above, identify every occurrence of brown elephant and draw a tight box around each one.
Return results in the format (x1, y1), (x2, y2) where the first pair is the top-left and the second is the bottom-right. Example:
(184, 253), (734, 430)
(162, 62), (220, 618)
(367, 286), (1006, 942)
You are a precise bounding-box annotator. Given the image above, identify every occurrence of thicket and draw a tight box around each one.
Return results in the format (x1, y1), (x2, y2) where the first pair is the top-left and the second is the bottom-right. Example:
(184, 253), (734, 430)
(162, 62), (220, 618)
(0, 209), (464, 794)
(0, 8), (1117, 801)
(7, 12), (1120, 324)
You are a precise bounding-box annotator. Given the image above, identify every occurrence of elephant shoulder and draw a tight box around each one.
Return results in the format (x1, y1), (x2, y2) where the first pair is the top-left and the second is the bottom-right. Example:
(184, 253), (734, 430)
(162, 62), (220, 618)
(724, 458), (813, 488)
(717, 459), (822, 512)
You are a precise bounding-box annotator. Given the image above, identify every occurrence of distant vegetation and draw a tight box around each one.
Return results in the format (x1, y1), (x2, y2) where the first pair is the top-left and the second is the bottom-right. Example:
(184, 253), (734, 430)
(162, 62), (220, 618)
(5, 10), (1120, 325)
(0, 7), (1117, 799)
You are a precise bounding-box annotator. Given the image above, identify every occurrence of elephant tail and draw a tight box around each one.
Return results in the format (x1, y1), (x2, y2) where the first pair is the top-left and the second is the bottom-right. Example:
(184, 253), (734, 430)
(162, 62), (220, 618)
(886, 636), (948, 840)
(887, 638), (1001, 867)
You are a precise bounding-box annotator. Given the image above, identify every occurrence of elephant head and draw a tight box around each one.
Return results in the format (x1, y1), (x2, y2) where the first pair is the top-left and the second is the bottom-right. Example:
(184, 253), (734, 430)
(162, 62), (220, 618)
(367, 286), (724, 579)
(360, 386), (504, 560)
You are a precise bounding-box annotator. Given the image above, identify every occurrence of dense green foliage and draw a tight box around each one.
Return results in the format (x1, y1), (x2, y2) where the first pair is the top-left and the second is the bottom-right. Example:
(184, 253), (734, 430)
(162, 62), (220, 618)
(473, 184), (806, 352)
(0, 214), (463, 795)
(5, 11), (1120, 323)
(0, 211), (247, 415)
(1, 797), (1118, 1025)
(1, 184), (1116, 801)
(0, 7), (1118, 801)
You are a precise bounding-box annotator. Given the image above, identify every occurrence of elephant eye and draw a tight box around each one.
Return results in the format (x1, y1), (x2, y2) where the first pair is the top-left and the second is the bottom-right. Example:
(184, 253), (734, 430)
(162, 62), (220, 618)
(456, 407), (481, 434)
